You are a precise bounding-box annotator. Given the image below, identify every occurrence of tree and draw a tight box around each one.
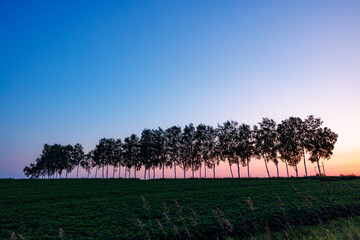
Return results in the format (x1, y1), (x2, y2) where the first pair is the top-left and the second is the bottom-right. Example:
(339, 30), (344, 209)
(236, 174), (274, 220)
(72, 143), (85, 178)
(123, 134), (140, 179)
(195, 124), (206, 178)
(148, 129), (161, 179)
(93, 139), (107, 178)
(153, 128), (168, 179)
(24, 161), (41, 179)
(211, 132), (223, 179)
(101, 138), (119, 178)
(114, 139), (123, 178)
(303, 115), (323, 176)
(180, 124), (196, 178)
(217, 120), (240, 178)
(236, 124), (254, 178)
(82, 150), (94, 178)
(24, 115), (338, 180)
(307, 126), (338, 176)
(24, 143), (73, 179)
(298, 117), (310, 177)
(165, 126), (182, 179)
(62, 144), (74, 178)
(268, 131), (280, 178)
(277, 117), (303, 177)
(254, 118), (278, 178)
(204, 125), (217, 179)
(139, 129), (155, 180)
(195, 124), (216, 179)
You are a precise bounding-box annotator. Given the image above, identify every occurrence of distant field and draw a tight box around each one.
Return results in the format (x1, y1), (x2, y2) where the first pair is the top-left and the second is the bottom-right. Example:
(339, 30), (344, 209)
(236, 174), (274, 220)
(1, 177), (360, 239)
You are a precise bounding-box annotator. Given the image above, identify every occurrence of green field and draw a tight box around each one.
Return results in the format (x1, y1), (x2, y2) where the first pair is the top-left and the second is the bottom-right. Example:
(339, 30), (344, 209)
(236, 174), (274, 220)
(245, 215), (360, 239)
(1, 177), (360, 240)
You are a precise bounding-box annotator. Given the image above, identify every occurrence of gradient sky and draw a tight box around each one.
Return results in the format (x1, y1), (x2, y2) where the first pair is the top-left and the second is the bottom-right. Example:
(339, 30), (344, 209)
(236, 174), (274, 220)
(1, 0), (360, 178)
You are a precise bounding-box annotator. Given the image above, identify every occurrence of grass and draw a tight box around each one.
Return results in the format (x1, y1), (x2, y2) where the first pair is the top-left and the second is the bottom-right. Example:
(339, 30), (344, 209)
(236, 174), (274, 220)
(1, 177), (359, 239)
(243, 215), (360, 239)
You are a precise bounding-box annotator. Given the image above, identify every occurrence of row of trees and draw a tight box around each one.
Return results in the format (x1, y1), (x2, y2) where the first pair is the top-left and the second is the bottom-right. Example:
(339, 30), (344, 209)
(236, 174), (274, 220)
(24, 116), (338, 179)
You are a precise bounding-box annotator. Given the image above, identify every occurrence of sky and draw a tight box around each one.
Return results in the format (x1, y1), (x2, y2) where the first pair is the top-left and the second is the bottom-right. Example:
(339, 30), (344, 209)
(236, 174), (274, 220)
(1, 0), (360, 178)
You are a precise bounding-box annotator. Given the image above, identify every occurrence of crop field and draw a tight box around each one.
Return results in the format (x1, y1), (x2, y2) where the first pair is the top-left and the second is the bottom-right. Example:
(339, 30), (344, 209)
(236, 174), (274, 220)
(1, 177), (360, 240)
(245, 215), (360, 239)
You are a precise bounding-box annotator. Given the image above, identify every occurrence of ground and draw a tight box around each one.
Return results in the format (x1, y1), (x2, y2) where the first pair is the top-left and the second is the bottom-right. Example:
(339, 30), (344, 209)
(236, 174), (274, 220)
(1, 177), (359, 239)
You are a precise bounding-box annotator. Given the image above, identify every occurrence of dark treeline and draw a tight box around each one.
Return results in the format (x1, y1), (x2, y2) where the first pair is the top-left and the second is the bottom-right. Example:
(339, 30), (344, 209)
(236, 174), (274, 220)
(24, 116), (338, 179)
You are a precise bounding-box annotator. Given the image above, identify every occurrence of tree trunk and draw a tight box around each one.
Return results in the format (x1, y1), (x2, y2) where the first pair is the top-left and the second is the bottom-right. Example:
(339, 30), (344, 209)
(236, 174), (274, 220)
(275, 161), (279, 178)
(66, 170), (68, 179)
(204, 162), (206, 179)
(153, 167), (155, 179)
(192, 159), (194, 178)
(124, 168), (127, 178)
(229, 160), (234, 178)
(102, 165), (104, 178)
(118, 165), (121, 178)
(199, 163), (202, 178)
(213, 159), (216, 179)
(144, 168), (147, 180)
(134, 167), (136, 179)
(87, 171), (90, 178)
(184, 166), (186, 179)
(77, 164), (80, 178)
(174, 163), (176, 179)
(285, 160), (289, 177)
(247, 158), (250, 178)
(106, 165), (109, 179)
(317, 158), (322, 176)
(236, 157), (240, 178)
(262, 154), (271, 178)
(162, 163), (165, 179)
(294, 155), (299, 177)
(303, 148), (308, 177)
(113, 166), (115, 178)
(148, 168), (150, 179)
(95, 166), (98, 178)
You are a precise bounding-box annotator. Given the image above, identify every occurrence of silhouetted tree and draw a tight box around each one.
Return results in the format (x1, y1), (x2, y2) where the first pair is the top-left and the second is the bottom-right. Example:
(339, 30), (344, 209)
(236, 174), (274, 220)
(307, 125), (338, 176)
(114, 139), (123, 178)
(195, 124), (216, 178)
(254, 118), (278, 178)
(165, 126), (182, 179)
(139, 129), (155, 179)
(123, 134), (140, 179)
(217, 120), (239, 178)
(82, 150), (94, 178)
(63, 144), (74, 178)
(93, 139), (107, 178)
(236, 124), (254, 178)
(153, 128), (168, 179)
(277, 117), (303, 177)
(303, 115), (323, 175)
(72, 143), (85, 178)
(24, 115), (338, 180)
(181, 124), (196, 178)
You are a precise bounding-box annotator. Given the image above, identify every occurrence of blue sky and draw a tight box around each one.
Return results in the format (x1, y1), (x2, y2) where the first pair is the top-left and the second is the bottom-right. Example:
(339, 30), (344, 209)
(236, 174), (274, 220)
(1, 0), (360, 178)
